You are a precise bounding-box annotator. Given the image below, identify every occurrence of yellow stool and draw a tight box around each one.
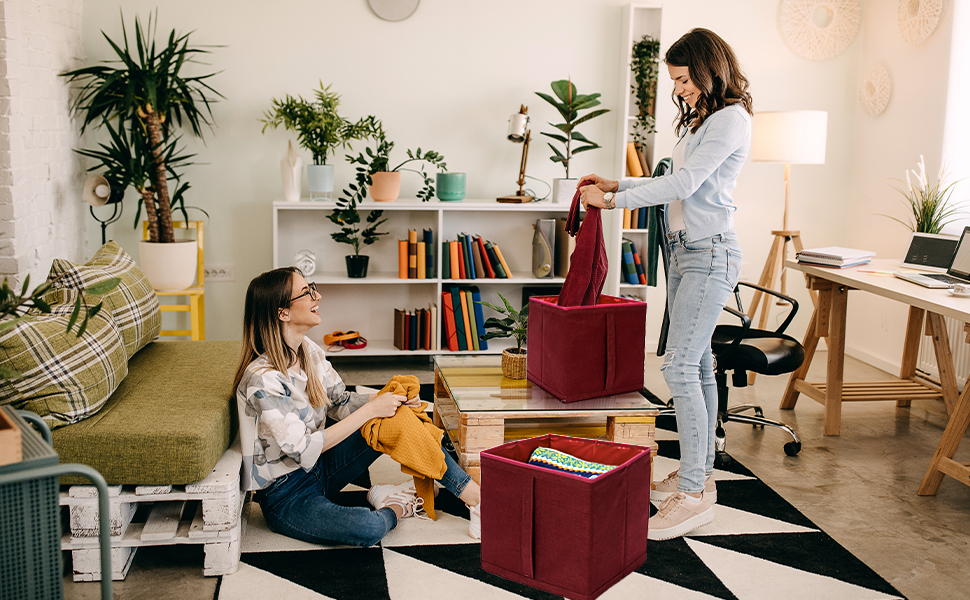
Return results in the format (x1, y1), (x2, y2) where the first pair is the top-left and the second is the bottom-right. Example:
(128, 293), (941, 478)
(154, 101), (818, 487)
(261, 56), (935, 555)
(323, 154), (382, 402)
(142, 220), (206, 341)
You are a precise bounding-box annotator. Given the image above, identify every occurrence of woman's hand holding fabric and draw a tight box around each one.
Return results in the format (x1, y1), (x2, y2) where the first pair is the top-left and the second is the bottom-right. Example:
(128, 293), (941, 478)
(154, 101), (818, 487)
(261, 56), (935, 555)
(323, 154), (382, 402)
(368, 393), (405, 418)
(577, 173), (618, 193)
(580, 184), (607, 210)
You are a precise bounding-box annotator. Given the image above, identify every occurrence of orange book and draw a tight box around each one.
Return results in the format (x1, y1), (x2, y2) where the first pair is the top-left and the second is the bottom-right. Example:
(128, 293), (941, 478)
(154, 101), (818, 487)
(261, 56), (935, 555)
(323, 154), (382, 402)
(456, 239), (467, 279)
(623, 209), (632, 229)
(449, 241), (460, 279)
(398, 240), (408, 279)
(417, 242), (426, 279)
(493, 243), (513, 279)
(441, 291), (458, 351)
(460, 289), (474, 350)
(626, 142), (644, 177)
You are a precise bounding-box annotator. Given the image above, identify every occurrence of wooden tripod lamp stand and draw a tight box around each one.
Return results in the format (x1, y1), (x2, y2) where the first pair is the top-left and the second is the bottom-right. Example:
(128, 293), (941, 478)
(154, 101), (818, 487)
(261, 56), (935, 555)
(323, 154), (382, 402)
(498, 105), (535, 203)
(749, 110), (828, 330)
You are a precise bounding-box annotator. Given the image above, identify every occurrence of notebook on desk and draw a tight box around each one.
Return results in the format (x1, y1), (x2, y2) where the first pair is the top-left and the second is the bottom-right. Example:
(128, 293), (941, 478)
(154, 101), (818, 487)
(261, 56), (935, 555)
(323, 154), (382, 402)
(895, 226), (970, 288)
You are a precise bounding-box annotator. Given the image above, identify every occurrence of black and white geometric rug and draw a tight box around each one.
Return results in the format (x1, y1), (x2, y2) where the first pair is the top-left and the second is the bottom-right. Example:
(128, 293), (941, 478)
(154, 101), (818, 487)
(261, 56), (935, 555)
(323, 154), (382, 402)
(216, 387), (906, 600)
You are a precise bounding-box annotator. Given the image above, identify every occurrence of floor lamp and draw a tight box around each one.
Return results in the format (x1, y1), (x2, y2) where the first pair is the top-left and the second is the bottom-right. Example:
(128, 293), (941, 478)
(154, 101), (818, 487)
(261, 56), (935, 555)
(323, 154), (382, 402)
(749, 110), (827, 338)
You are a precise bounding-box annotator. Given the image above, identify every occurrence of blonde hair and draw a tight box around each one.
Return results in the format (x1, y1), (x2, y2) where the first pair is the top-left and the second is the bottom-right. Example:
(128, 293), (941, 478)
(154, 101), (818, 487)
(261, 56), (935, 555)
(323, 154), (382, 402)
(231, 267), (329, 408)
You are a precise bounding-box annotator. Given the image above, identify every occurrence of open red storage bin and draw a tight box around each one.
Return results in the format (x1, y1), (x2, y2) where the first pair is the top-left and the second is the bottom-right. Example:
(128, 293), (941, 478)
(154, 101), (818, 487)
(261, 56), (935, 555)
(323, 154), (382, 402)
(527, 295), (646, 403)
(480, 434), (651, 600)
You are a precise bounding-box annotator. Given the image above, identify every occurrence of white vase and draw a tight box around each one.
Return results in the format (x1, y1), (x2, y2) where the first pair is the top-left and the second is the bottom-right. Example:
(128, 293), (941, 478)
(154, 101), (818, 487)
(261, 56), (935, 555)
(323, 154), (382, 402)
(307, 164), (335, 201)
(139, 241), (198, 291)
(280, 141), (303, 202)
(552, 178), (579, 204)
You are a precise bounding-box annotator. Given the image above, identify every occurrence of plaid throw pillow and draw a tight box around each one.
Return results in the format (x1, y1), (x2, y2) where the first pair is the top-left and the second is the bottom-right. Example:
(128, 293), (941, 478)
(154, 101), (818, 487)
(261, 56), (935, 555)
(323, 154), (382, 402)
(47, 241), (161, 358)
(0, 292), (128, 429)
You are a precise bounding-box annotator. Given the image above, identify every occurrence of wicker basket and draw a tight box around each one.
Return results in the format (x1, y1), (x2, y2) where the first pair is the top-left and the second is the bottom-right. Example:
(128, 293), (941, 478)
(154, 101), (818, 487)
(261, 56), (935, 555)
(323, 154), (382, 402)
(502, 348), (527, 380)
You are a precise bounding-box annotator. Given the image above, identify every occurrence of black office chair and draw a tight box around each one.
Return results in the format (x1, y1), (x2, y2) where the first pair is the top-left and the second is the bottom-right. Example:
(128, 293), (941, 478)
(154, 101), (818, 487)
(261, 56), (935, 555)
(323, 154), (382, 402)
(648, 160), (803, 464)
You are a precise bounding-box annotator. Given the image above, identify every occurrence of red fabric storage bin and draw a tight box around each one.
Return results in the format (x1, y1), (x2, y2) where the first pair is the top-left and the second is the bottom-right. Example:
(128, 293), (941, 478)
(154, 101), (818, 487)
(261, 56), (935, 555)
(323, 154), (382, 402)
(480, 435), (651, 600)
(527, 295), (646, 403)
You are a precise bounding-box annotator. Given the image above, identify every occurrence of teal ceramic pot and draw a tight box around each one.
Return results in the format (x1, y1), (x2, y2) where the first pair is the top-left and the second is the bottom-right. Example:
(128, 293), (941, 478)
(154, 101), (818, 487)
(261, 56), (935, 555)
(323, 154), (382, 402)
(436, 172), (466, 201)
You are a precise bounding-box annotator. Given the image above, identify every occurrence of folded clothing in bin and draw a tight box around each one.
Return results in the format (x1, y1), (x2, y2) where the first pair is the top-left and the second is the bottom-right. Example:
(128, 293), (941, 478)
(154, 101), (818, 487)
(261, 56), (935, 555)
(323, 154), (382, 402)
(528, 447), (617, 478)
(481, 434), (651, 600)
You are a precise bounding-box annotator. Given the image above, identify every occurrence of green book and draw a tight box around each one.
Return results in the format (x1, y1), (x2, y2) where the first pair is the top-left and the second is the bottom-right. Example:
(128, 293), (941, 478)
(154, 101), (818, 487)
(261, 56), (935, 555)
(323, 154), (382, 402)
(442, 241), (450, 280)
(484, 241), (507, 278)
(463, 288), (480, 351)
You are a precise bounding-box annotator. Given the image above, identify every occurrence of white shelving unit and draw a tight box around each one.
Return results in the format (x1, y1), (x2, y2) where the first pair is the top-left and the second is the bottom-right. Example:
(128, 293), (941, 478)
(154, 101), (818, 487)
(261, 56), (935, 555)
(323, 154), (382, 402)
(273, 199), (571, 357)
(603, 2), (664, 304)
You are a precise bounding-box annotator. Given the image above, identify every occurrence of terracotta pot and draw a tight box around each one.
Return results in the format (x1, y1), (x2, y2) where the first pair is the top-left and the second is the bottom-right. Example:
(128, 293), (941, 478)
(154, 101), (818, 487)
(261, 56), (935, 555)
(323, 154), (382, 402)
(369, 171), (401, 202)
(502, 348), (527, 380)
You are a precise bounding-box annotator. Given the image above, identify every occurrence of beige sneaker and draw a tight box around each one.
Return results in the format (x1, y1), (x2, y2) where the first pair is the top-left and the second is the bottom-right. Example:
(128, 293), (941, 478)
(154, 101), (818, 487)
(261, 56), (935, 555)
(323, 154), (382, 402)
(650, 470), (717, 503)
(648, 492), (714, 541)
(368, 481), (426, 519)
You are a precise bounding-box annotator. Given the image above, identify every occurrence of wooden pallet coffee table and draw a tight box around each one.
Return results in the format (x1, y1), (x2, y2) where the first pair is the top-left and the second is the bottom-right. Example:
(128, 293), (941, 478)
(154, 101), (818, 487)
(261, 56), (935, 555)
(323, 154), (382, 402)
(432, 355), (659, 483)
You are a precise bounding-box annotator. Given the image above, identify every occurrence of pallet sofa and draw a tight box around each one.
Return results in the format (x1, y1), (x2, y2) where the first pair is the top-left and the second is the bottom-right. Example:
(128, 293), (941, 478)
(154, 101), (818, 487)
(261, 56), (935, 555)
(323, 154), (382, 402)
(0, 242), (242, 581)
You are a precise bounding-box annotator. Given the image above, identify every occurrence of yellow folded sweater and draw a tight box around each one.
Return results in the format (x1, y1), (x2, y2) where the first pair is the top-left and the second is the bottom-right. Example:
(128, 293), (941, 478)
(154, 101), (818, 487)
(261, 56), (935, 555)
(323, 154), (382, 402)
(360, 375), (447, 520)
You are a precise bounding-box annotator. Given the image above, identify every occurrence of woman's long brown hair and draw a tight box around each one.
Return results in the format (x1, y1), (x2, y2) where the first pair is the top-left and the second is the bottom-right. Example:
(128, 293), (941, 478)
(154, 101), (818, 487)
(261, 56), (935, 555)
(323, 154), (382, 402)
(665, 28), (753, 135)
(231, 267), (329, 408)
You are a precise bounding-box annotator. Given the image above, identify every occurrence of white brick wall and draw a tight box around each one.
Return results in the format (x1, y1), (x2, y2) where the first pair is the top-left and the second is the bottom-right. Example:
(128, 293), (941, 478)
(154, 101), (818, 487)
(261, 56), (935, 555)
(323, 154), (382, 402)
(0, 0), (86, 286)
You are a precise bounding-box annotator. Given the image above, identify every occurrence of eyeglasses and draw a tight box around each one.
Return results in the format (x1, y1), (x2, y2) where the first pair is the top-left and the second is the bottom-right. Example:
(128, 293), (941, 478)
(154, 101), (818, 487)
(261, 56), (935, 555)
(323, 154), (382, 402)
(288, 282), (318, 304)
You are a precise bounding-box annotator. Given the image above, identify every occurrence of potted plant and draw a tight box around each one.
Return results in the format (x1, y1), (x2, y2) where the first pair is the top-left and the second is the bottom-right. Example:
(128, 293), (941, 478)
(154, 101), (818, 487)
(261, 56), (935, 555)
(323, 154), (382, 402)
(883, 154), (962, 234)
(61, 12), (221, 291)
(478, 292), (529, 379)
(261, 82), (375, 201)
(630, 35), (661, 167)
(342, 119), (447, 203)
(535, 79), (610, 203)
(326, 202), (389, 278)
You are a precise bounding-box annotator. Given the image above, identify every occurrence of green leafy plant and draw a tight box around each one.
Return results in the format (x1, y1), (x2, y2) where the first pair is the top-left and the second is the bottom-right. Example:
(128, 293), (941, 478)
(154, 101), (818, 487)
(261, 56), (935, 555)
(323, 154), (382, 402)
(341, 118), (447, 204)
(535, 79), (610, 179)
(60, 11), (221, 243)
(325, 206), (389, 258)
(1, 276), (120, 379)
(883, 155), (962, 234)
(261, 82), (374, 165)
(630, 35), (661, 146)
(478, 292), (529, 354)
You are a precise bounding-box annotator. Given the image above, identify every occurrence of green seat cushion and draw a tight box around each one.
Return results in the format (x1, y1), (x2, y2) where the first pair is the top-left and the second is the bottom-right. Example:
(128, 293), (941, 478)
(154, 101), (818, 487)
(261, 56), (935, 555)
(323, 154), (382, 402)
(0, 294), (128, 430)
(53, 340), (241, 486)
(47, 241), (161, 359)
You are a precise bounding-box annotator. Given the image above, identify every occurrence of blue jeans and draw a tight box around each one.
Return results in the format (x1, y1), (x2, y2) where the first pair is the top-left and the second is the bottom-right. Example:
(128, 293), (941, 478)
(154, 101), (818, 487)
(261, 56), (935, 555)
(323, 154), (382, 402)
(663, 230), (742, 494)
(258, 431), (472, 547)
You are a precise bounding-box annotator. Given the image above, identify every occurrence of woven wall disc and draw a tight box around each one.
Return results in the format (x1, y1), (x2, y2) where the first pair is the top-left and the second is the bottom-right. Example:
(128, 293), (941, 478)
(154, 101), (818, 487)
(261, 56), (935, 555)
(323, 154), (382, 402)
(898, 0), (942, 44)
(859, 63), (892, 116)
(780, 0), (862, 60)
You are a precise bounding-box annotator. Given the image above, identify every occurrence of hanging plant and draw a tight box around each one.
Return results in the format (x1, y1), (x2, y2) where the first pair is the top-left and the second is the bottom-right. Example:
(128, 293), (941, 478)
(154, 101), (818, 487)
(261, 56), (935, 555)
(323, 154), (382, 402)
(630, 35), (661, 147)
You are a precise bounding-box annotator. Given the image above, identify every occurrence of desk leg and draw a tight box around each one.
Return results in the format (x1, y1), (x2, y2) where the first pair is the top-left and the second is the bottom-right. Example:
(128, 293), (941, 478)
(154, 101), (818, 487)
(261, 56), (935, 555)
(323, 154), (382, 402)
(781, 304), (821, 410)
(824, 285), (848, 436)
(918, 378), (970, 495)
(926, 312), (959, 416)
(897, 307), (925, 407)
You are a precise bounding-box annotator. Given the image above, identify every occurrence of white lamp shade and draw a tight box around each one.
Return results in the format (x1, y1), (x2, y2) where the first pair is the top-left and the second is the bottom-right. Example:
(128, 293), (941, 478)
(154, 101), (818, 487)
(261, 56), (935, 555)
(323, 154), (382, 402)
(751, 110), (828, 164)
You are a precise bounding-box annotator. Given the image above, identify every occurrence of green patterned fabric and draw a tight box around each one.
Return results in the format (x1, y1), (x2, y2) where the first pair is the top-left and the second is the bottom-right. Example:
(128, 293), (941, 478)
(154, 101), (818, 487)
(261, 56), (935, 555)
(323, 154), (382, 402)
(0, 291), (128, 429)
(528, 446), (617, 478)
(53, 340), (240, 485)
(47, 241), (161, 358)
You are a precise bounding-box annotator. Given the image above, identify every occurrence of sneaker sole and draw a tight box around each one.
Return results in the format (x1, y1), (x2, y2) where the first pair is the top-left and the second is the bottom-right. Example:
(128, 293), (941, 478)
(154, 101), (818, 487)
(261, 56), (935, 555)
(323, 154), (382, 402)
(651, 488), (717, 503)
(647, 507), (715, 541)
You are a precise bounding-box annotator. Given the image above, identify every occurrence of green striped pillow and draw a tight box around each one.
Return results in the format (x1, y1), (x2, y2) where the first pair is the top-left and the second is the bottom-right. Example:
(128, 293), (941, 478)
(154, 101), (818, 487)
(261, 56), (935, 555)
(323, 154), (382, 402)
(48, 241), (161, 358)
(0, 291), (128, 429)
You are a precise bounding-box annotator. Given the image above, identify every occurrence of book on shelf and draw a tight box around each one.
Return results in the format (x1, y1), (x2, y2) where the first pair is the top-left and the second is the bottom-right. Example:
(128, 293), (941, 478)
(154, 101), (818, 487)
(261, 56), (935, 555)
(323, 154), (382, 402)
(484, 241), (507, 278)
(423, 228), (434, 278)
(635, 143), (651, 179)
(442, 242), (450, 279)
(629, 239), (647, 284)
(476, 236), (496, 278)
(471, 240), (486, 280)
(462, 288), (478, 351)
(449, 285), (468, 351)
(623, 209), (632, 230)
(626, 142), (644, 177)
(461, 233), (477, 279)
(408, 311), (418, 350)
(555, 218), (575, 278)
(449, 241), (460, 279)
(493, 243), (512, 279)
(441, 291), (458, 351)
(398, 240), (408, 279)
(408, 229), (418, 279)
(394, 308), (407, 350)
(429, 302), (438, 351)
(621, 239), (639, 285)
(637, 206), (647, 229)
(416, 241), (426, 279)
(469, 286), (488, 350)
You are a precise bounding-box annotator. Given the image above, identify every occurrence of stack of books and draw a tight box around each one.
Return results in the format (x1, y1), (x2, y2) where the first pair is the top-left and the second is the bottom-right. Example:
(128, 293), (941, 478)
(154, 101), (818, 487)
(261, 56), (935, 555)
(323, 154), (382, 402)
(622, 208), (649, 230)
(398, 229), (435, 279)
(796, 247), (875, 268)
(393, 304), (437, 351)
(440, 285), (488, 352)
(443, 234), (512, 280)
(620, 238), (647, 284)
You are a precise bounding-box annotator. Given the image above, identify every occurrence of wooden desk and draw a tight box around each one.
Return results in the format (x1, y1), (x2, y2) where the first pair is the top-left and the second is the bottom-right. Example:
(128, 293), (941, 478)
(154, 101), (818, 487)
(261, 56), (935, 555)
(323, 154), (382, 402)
(781, 258), (970, 494)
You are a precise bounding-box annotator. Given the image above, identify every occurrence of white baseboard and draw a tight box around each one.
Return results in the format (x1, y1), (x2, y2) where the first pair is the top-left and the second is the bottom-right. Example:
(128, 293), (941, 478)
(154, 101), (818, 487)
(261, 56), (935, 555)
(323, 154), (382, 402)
(844, 343), (900, 377)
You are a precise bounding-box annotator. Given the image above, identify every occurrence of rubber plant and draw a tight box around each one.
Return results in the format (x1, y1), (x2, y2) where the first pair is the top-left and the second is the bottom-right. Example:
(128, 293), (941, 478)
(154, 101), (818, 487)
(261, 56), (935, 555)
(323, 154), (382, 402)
(61, 11), (221, 243)
(535, 79), (610, 179)
(261, 82), (374, 166)
(478, 292), (529, 354)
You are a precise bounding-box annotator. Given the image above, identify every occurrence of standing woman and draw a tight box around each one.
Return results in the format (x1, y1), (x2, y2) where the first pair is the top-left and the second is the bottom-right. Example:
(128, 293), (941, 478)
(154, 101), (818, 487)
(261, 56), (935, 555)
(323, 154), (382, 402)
(580, 28), (752, 540)
(232, 267), (481, 547)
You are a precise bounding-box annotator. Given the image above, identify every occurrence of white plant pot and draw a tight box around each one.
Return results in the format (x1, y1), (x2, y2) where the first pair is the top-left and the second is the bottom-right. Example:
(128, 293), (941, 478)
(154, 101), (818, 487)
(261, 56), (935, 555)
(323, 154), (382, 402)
(139, 241), (198, 292)
(280, 141), (303, 202)
(307, 164), (335, 201)
(552, 178), (579, 204)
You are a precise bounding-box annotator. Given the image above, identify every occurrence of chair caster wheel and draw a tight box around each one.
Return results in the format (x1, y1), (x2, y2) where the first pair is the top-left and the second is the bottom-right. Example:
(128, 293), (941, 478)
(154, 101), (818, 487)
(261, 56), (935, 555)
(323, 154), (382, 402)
(784, 441), (801, 456)
(714, 451), (733, 469)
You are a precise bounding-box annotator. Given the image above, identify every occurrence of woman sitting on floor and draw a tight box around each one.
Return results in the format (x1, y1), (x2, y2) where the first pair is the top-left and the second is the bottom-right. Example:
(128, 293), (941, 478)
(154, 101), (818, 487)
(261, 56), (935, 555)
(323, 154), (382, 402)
(231, 267), (481, 546)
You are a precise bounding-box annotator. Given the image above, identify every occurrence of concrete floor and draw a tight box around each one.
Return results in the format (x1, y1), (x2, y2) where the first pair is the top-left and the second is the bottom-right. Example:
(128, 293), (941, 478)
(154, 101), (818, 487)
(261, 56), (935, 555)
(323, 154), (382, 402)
(62, 352), (970, 600)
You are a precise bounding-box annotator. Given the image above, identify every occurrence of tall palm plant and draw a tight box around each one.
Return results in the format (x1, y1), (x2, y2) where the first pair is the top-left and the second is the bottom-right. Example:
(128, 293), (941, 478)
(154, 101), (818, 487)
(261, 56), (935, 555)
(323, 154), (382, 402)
(61, 12), (221, 243)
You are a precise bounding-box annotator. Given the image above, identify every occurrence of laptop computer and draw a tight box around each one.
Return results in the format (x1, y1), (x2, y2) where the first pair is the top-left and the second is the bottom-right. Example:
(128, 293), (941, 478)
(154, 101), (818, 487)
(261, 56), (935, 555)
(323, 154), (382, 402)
(900, 231), (960, 272)
(896, 226), (970, 288)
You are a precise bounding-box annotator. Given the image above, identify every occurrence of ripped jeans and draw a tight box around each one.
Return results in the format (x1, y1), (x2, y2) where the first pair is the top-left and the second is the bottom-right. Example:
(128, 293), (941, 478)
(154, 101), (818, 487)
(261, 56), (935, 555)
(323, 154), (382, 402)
(662, 229), (742, 494)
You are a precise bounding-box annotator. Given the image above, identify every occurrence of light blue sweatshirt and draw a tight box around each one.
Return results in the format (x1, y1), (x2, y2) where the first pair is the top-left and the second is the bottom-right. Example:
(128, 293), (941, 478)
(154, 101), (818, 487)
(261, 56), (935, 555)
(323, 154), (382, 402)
(615, 103), (751, 242)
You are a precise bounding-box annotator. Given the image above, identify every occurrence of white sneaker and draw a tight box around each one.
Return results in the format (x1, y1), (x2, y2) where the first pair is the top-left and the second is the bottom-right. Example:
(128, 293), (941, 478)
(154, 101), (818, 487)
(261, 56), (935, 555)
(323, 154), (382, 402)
(650, 470), (717, 503)
(367, 481), (424, 519)
(468, 503), (481, 540)
(648, 492), (714, 541)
